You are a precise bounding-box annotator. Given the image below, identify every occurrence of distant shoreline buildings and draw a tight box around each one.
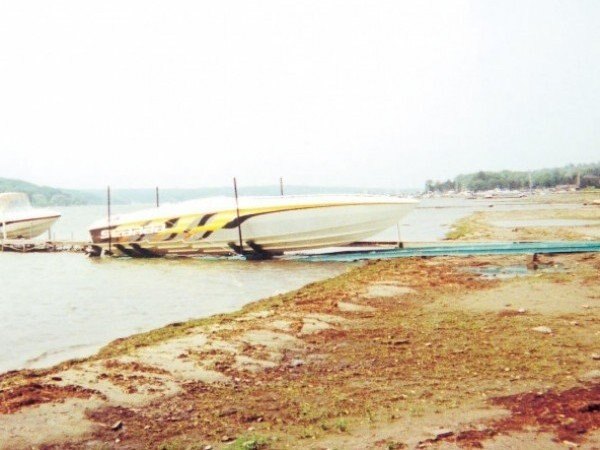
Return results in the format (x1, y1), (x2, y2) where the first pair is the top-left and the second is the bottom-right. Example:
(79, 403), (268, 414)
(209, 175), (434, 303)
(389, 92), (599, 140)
(425, 162), (600, 194)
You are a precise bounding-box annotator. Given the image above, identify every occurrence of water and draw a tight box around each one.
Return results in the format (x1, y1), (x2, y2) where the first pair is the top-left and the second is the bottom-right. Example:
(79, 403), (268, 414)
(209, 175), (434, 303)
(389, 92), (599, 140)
(466, 265), (531, 279)
(0, 197), (586, 373)
(372, 197), (582, 242)
(0, 253), (347, 372)
(465, 263), (566, 280)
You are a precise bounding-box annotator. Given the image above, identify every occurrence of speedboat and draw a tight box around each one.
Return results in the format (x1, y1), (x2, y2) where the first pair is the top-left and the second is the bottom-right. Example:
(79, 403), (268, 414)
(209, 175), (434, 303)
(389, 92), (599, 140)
(88, 194), (418, 257)
(0, 193), (61, 239)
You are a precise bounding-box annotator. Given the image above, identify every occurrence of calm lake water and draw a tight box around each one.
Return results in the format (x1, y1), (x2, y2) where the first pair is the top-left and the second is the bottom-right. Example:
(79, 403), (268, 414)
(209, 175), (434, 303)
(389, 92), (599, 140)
(0, 254), (348, 373)
(0, 197), (583, 373)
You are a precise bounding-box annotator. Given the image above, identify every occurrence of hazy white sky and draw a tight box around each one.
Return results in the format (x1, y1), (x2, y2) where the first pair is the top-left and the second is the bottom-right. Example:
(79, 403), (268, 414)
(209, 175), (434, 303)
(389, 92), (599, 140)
(1, 1), (598, 189)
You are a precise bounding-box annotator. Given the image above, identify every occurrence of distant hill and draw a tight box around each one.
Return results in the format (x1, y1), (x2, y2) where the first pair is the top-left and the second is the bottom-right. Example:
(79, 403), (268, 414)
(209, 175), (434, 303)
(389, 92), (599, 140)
(426, 162), (600, 192)
(80, 185), (414, 205)
(1, 178), (415, 206)
(0, 177), (101, 206)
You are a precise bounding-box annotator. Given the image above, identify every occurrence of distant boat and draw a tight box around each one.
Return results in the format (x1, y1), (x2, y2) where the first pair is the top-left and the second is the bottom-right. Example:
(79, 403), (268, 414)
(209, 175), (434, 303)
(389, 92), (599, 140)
(89, 194), (418, 257)
(0, 193), (61, 239)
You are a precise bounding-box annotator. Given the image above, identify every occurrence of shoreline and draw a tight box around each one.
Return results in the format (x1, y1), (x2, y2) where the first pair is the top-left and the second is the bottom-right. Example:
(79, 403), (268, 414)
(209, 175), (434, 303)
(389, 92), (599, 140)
(1, 252), (598, 449)
(1, 194), (599, 449)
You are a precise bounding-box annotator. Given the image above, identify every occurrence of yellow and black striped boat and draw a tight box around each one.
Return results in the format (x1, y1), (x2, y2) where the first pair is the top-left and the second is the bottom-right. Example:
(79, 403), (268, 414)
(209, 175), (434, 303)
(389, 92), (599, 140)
(88, 195), (418, 257)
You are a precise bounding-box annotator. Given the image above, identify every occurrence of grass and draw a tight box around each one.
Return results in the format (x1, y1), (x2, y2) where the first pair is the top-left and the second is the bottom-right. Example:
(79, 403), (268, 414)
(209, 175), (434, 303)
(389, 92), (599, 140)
(524, 189), (600, 204)
(226, 434), (269, 450)
(446, 203), (600, 241)
(334, 418), (348, 432)
(444, 190), (600, 241)
(156, 435), (270, 450)
(445, 213), (488, 240)
(156, 439), (206, 450)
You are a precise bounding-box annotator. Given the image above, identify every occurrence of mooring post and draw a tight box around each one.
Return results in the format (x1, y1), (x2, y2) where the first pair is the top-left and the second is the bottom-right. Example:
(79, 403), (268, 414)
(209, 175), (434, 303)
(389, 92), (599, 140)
(233, 177), (243, 252)
(107, 185), (112, 255)
(279, 177), (284, 196)
(156, 186), (160, 208)
(396, 222), (403, 248)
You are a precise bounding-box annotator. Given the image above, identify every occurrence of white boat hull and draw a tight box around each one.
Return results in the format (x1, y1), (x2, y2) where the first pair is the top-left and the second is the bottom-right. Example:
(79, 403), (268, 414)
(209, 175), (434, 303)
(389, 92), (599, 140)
(0, 192), (61, 240)
(1, 215), (60, 240)
(89, 195), (418, 257)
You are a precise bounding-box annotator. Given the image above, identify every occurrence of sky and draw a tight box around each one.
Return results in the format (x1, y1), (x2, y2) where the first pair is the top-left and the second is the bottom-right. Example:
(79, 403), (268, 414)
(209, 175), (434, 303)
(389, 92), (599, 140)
(0, 1), (599, 190)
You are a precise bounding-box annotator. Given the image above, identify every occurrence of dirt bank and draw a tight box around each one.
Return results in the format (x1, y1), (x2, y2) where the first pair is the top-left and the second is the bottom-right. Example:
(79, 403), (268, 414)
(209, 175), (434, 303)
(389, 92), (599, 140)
(447, 192), (600, 241)
(1, 251), (598, 449)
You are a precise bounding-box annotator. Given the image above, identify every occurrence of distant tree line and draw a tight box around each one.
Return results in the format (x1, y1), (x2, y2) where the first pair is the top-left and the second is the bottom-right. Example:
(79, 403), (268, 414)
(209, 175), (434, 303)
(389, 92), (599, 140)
(425, 162), (600, 192)
(0, 177), (99, 206)
(0, 177), (415, 206)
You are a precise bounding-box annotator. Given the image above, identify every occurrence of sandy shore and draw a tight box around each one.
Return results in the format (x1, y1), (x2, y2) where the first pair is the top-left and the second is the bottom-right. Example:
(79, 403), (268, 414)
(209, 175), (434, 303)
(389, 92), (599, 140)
(446, 191), (600, 241)
(1, 193), (599, 449)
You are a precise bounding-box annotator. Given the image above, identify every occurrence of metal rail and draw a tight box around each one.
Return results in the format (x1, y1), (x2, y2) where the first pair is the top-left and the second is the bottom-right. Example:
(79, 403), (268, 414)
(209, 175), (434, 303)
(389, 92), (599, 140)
(281, 241), (600, 262)
(0, 239), (598, 259)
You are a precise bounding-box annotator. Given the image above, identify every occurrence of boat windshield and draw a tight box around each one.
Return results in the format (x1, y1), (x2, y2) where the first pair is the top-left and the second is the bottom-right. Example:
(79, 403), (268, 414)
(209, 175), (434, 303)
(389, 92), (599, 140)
(0, 193), (32, 214)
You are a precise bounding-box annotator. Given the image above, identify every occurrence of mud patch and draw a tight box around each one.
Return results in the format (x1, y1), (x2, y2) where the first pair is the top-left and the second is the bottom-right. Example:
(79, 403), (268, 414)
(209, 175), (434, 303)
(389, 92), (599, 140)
(438, 384), (600, 447)
(337, 301), (376, 312)
(465, 263), (565, 280)
(450, 278), (600, 314)
(362, 283), (416, 298)
(492, 384), (600, 443)
(0, 383), (100, 415)
(239, 330), (304, 351)
(0, 398), (103, 449)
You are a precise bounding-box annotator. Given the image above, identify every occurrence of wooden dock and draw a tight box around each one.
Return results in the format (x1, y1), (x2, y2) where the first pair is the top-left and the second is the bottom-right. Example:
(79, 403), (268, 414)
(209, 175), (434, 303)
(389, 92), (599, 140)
(0, 239), (89, 253)
(1, 239), (599, 259)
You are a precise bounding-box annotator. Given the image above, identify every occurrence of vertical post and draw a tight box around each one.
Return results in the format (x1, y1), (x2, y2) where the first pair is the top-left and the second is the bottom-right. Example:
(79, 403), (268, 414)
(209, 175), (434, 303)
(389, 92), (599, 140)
(279, 177), (284, 196)
(107, 185), (112, 254)
(396, 222), (403, 248)
(233, 177), (243, 252)
(1, 221), (5, 252)
(156, 186), (160, 208)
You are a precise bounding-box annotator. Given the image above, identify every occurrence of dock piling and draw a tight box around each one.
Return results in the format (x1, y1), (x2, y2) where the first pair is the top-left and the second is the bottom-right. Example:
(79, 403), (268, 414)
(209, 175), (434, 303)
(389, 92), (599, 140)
(107, 186), (112, 255)
(233, 177), (243, 253)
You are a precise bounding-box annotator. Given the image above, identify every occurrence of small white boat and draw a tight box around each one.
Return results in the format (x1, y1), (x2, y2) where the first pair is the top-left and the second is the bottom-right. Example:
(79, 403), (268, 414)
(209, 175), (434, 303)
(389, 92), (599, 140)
(0, 193), (61, 240)
(89, 194), (418, 257)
